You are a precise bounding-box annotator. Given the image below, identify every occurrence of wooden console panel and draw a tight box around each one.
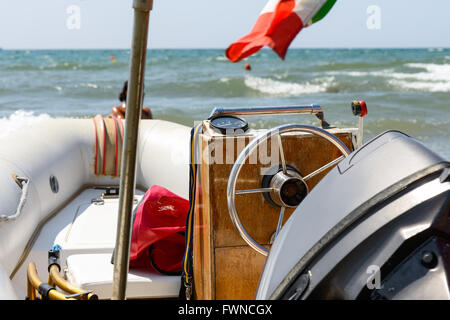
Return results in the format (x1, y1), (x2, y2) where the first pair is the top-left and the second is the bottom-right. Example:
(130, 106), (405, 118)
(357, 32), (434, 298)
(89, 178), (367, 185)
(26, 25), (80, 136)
(193, 121), (354, 299)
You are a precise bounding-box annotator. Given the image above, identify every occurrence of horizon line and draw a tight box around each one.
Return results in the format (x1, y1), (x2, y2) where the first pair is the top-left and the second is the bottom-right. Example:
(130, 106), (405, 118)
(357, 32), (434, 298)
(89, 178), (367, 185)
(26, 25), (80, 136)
(2, 46), (449, 51)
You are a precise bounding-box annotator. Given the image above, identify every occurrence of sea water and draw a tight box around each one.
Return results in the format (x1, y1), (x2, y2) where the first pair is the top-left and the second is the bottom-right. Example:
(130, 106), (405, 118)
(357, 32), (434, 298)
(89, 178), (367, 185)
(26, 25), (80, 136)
(0, 48), (448, 158)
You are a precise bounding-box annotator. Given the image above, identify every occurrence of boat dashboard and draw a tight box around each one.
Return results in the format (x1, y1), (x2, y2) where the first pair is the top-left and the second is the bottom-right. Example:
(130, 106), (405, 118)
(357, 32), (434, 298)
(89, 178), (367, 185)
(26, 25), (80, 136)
(191, 106), (357, 299)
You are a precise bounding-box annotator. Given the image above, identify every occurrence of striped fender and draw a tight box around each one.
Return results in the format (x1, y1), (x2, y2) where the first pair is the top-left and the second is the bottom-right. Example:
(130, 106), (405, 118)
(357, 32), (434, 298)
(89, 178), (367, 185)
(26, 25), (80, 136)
(92, 115), (124, 176)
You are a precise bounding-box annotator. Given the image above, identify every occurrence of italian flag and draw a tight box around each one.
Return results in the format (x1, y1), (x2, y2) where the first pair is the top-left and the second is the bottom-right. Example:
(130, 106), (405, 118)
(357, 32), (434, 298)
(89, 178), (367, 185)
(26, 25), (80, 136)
(226, 0), (337, 62)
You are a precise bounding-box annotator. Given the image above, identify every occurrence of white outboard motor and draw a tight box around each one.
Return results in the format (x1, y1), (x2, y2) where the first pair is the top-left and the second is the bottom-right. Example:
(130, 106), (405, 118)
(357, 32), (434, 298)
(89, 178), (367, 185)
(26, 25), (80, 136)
(257, 130), (450, 300)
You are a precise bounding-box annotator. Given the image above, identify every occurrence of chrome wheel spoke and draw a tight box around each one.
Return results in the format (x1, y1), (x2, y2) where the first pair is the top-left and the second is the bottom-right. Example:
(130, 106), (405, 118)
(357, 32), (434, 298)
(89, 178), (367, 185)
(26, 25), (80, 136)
(303, 155), (344, 181)
(277, 134), (287, 174)
(275, 206), (286, 237)
(236, 187), (274, 195)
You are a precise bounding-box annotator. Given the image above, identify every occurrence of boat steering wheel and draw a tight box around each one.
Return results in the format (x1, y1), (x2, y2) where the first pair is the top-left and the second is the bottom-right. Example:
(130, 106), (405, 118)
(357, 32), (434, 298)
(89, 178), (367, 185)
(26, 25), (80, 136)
(227, 124), (351, 256)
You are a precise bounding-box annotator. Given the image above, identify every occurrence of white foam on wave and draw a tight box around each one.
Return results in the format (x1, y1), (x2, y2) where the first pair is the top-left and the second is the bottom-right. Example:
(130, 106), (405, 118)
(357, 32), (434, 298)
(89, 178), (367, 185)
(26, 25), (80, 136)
(389, 63), (450, 92)
(80, 83), (99, 89)
(244, 75), (331, 96)
(402, 63), (450, 81)
(388, 79), (450, 92)
(326, 63), (450, 92)
(0, 110), (52, 139)
(326, 70), (372, 77)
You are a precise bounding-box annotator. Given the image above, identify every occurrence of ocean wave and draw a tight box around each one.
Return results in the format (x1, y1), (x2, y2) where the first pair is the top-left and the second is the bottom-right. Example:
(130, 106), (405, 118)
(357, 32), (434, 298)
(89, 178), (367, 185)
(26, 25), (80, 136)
(314, 61), (403, 72)
(147, 76), (336, 98)
(3, 62), (126, 71)
(0, 110), (52, 139)
(403, 63), (450, 81)
(363, 118), (449, 137)
(79, 83), (99, 89)
(386, 63), (450, 92)
(327, 64), (450, 80)
(427, 48), (445, 52)
(244, 76), (333, 96)
(326, 70), (371, 77)
(388, 79), (450, 92)
(325, 63), (450, 92)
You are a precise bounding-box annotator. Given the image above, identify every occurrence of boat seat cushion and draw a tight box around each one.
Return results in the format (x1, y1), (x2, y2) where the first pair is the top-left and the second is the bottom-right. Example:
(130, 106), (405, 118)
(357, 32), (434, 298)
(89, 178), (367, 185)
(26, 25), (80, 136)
(130, 185), (188, 274)
(66, 253), (180, 299)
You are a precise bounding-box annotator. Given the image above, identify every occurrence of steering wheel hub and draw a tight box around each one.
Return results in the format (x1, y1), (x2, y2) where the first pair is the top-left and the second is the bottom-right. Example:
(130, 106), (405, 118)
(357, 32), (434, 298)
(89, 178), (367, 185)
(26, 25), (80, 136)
(265, 169), (309, 208)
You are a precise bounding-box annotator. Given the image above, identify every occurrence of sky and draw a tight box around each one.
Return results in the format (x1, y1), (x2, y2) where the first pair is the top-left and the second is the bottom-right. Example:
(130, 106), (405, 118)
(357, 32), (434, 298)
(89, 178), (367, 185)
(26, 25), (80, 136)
(0, 0), (449, 49)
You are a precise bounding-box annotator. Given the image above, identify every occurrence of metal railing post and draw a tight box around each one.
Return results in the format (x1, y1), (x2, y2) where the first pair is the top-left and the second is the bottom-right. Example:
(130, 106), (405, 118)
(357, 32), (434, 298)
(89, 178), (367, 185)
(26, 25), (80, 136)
(111, 0), (153, 300)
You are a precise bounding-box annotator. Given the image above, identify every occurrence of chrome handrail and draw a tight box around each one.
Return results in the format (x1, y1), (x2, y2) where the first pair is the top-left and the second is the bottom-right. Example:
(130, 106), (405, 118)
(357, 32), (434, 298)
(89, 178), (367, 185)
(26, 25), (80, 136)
(208, 105), (331, 128)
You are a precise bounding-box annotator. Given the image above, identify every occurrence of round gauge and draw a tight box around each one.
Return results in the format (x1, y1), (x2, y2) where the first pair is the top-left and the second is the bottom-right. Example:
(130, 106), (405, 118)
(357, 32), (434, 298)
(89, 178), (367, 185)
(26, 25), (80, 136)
(210, 115), (249, 134)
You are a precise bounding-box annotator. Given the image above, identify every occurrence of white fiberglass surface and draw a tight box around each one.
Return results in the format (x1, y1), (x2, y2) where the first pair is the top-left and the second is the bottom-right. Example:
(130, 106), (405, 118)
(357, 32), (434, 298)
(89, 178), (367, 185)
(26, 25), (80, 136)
(12, 187), (146, 297)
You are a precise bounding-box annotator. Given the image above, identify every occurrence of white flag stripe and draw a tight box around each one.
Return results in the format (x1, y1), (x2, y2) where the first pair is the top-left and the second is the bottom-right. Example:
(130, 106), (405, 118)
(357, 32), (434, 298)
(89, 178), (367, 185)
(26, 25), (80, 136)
(259, 0), (327, 26)
(294, 0), (327, 26)
(260, 0), (280, 14)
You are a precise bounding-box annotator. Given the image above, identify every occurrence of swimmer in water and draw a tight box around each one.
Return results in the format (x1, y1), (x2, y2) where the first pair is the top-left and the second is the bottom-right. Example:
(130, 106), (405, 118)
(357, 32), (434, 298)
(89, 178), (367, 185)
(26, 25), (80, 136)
(110, 81), (152, 119)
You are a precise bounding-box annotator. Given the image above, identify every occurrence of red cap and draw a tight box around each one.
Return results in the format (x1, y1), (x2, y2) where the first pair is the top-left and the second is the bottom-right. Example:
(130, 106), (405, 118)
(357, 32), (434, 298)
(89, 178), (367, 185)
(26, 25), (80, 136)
(359, 100), (368, 117)
(351, 100), (368, 117)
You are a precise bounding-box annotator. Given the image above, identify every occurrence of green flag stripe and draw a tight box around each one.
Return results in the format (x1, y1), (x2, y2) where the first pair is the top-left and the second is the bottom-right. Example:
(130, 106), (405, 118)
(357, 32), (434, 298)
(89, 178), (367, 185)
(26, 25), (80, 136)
(311, 0), (337, 24)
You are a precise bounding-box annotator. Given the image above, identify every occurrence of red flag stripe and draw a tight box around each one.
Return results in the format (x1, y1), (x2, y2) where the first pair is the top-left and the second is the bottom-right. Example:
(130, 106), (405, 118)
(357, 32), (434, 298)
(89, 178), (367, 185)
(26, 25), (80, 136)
(226, 0), (303, 62)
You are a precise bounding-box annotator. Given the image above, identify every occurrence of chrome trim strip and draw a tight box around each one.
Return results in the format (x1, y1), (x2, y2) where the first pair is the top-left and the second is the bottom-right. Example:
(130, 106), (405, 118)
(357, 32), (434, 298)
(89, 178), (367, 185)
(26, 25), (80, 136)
(209, 105), (323, 119)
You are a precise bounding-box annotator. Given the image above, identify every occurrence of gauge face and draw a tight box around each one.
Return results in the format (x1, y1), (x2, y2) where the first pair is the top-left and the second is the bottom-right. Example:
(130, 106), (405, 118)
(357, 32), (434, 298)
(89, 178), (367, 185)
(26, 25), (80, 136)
(210, 116), (248, 134)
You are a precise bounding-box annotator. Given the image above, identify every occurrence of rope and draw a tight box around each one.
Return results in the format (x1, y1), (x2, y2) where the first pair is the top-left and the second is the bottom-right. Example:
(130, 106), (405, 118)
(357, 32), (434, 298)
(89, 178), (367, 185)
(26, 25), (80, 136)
(180, 123), (202, 300)
(0, 176), (30, 222)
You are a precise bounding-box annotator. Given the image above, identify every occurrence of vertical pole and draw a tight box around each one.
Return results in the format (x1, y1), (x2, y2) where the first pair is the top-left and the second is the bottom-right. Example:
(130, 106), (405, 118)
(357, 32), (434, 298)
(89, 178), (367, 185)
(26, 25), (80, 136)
(357, 116), (364, 149)
(111, 0), (153, 300)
